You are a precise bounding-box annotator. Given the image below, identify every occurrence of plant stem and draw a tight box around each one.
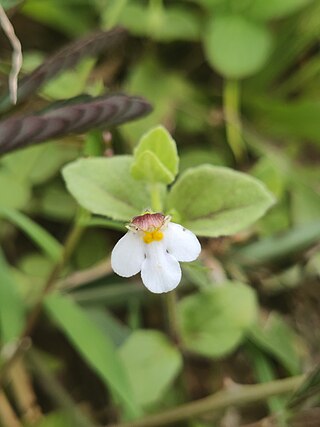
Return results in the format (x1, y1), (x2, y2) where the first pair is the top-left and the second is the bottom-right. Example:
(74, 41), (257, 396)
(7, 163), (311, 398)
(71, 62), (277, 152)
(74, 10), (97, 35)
(110, 375), (304, 427)
(150, 183), (163, 212)
(223, 79), (246, 162)
(9, 358), (42, 424)
(163, 290), (180, 342)
(0, 389), (22, 427)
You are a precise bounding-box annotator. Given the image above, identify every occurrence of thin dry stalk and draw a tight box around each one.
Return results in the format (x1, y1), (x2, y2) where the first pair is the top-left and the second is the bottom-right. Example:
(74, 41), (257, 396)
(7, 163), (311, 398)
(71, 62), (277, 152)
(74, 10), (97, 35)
(9, 359), (42, 424)
(0, 390), (22, 427)
(0, 4), (22, 104)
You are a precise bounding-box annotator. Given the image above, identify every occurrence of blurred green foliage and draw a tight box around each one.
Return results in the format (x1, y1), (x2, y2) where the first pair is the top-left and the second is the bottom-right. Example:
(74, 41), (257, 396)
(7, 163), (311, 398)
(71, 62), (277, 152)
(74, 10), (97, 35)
(0, 0), (320, 426)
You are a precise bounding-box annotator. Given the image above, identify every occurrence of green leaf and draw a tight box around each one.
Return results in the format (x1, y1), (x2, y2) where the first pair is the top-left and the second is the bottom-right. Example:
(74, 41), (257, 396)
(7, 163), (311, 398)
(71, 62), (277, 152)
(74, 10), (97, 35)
(204, 14), (273, 79)
(152, 7), (201, 42)
(103, 3), (145, 36)
(235, 221), (320, 266)
(292, 182), (320, 225)
(121, 57), (200, 144)
(167, 165), (275, 237)
(131, 126), (179, 184)
(0, 0), (23, 10)
(37, 183), (76, 222)
(246, 0), (312, 21)
(62, 156), (150, 221)
(178, 282), (258, 358)
(13, 253), (54, 305)
(0, 170), (30, 210)
(74, 229), (108, 270)
(0, 248), (25, 344)
(107, 3), (200, 42)
(249, 313), (302, 375)
(45, 293), (141, 419)
(119, 330), (182, 406)
(19, 253), (54, 278)
(2, 141), (79, 185)
(43, 58), (95, 99)
(179, 148), (225, 173)
(86, 307), (130, 348)
(132, 151), (173, 184)
(22, 0), (94, 37)
(247, 345), (288, 422)
(248, 98), (320, 145)
(251, 157), (286, 199)
(72, 282), (145, 307)
(0, 207), (62, 262)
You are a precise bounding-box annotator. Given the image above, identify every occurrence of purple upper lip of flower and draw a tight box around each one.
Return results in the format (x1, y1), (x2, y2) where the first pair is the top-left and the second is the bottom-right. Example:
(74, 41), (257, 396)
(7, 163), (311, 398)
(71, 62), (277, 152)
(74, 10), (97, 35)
(131, 212), (165, 232)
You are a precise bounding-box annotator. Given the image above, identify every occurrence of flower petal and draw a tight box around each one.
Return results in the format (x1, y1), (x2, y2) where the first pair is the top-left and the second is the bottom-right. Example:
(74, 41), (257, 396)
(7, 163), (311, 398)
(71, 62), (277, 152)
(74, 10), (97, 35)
(164, 222), (201, 262)
(141, 242), (181, 293)
(111, 231), (145, 277)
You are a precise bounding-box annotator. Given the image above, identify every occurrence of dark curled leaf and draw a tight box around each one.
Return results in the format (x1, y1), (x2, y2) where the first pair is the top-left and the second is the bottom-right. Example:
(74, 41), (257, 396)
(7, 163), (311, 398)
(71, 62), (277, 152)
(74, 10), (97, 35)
(0, 27), (127, 110)
(0, 94), (152, 155)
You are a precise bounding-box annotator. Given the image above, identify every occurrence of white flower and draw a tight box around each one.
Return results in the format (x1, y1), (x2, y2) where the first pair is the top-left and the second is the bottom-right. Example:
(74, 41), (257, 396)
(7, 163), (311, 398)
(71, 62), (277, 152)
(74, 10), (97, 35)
(111, 212), (201, 294)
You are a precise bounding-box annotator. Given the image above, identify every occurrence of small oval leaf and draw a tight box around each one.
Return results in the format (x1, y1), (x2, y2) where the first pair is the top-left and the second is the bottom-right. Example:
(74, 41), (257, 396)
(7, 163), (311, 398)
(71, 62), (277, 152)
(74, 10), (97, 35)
(204, 15), (273, 79)
(62, 156), (150, 221)
(178, 282), (258, 358)
(119, 330), (182, 406)
(167, 165), (275, 237)
(131, 125), (179, 184)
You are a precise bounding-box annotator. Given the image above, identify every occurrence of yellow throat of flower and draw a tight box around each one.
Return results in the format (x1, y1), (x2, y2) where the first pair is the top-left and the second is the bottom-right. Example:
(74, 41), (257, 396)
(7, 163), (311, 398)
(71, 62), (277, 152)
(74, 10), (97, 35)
(143, 230), (164, 244)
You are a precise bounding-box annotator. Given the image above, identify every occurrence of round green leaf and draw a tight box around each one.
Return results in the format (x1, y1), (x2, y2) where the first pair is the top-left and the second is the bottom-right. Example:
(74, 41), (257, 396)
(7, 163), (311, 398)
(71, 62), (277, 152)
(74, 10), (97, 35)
(131, 125), (179, 184)
(62, 156), (150, 221)
(167, 165), (275, 237)
(204, 14), (273, 79)
(119, 330), (182, 406)
(178, 282), (258, 358)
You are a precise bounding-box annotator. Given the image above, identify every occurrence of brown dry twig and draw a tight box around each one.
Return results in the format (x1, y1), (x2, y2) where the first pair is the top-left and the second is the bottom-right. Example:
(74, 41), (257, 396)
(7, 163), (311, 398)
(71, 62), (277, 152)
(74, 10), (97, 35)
(0, 390), (22, 427)
(0, 4), (22, 104)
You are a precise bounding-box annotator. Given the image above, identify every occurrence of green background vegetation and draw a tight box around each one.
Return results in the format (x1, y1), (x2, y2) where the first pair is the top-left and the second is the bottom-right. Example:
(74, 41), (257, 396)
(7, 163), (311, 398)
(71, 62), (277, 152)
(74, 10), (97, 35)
(0, 0), (320, 426)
